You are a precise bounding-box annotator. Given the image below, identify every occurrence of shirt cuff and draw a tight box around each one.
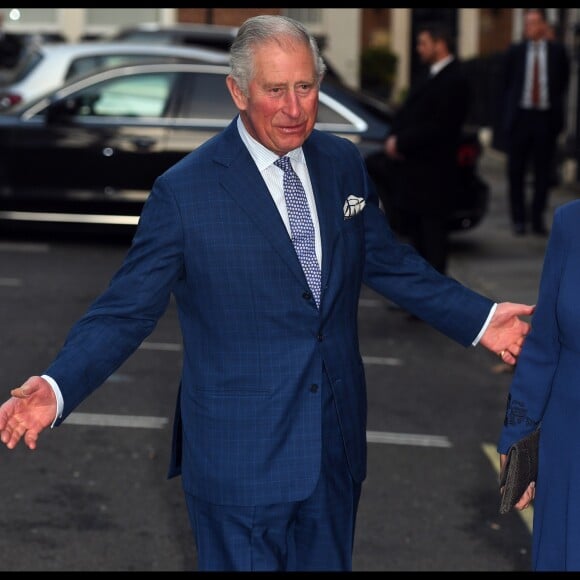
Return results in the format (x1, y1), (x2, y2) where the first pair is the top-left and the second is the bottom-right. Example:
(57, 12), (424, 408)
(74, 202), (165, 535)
(41, 374), (64, 428)
(472, 303), (497, 346)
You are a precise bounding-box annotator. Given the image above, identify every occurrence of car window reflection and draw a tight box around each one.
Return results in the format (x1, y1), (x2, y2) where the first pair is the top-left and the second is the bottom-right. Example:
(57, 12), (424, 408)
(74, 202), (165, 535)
(73, 73), (176, 118)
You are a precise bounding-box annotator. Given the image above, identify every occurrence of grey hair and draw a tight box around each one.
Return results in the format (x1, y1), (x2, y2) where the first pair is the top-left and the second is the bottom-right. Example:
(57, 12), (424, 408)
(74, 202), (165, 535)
(229, 15), (327, 95)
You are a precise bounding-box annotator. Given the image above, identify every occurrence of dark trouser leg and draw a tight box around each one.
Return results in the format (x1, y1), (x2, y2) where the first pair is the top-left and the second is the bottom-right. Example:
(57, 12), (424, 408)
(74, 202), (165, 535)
(406, 212), (448, 274)
(530, 114), (556, 231)
(365, 151), (406, 234)
(293, 370), (361, 571)
(507, 114), (533, 228)
(420, 214), (448, 274)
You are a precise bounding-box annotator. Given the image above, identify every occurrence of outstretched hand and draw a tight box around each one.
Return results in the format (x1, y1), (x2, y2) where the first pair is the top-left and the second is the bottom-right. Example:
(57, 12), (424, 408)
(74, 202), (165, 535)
(0, 376), (56, 450)
(479, 302), (535, 365)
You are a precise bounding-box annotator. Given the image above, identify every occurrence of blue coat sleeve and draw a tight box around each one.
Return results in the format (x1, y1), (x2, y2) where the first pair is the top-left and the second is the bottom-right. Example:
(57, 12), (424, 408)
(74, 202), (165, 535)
(497, 205), (567, 453)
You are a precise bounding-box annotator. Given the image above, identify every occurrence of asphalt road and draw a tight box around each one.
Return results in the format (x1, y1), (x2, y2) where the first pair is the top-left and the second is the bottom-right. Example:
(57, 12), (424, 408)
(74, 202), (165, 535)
(0, 145), (576, 571)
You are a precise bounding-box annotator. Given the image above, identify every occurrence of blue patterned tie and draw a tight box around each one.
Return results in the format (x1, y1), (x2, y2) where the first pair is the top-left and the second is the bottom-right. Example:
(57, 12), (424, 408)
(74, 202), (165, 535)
(274, 156), (321, 308)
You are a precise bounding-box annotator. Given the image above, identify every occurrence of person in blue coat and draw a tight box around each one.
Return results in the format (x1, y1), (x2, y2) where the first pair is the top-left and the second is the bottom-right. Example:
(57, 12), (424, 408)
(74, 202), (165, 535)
(0, 15), (533, 572)
(498, 199), (580, 571)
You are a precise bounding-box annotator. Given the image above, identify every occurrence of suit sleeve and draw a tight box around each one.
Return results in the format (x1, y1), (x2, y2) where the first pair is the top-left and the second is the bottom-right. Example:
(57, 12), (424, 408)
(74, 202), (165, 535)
(355, 148), (493, 346)
(45, 177), (185, 420)
(497, 206), (567, 453)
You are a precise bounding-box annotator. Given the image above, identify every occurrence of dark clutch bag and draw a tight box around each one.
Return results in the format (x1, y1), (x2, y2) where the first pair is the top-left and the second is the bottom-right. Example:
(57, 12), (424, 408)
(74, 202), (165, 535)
(499, 429), (540, 515)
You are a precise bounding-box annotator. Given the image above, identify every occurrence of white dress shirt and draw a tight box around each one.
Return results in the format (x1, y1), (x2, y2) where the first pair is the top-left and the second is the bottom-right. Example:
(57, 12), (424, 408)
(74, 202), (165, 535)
(522, 40), (549, 110)
(236, 116), (322, 268)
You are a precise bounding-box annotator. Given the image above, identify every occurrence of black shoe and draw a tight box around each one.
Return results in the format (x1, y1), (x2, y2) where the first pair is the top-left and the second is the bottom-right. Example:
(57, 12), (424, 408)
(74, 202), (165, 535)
(513, 223), (526, 236)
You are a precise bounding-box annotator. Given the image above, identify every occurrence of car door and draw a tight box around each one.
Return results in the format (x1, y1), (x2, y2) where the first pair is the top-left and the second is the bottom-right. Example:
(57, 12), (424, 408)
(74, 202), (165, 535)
(0, 69), (176, 218)
(163, 69), (238, 156)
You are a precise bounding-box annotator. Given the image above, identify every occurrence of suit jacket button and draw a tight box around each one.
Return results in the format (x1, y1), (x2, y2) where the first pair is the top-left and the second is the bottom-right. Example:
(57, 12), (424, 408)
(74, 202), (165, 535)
(310, 384), (318, 393)
(303, 291), (312, 300)
(317, 333), (324, 342)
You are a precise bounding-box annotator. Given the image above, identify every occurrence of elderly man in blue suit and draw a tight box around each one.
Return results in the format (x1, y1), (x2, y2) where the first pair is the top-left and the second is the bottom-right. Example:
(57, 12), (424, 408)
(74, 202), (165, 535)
(0, 15), (533, 572)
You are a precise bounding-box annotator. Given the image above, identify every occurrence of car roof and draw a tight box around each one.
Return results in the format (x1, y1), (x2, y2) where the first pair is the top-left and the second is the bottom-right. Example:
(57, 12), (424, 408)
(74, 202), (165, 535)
(0, 41), (231, 107)
(113, 22), (239, 34)
(30, 41), (231, 63)
(17, 61), (234, 116)
(111, 22), (239, 46)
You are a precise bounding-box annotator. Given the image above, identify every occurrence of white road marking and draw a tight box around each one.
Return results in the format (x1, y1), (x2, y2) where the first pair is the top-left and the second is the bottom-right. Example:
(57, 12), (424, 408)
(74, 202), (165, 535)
(139, 342), (403, 367)
(367, 430), (451, 447)
(62, 412), (449, 450)
(139, 341), (182, 352)
(362, 355), (403, 366)
(65, 412), (168, 429)
(0, 278), (22, 287)
(0, 242), (50, 252)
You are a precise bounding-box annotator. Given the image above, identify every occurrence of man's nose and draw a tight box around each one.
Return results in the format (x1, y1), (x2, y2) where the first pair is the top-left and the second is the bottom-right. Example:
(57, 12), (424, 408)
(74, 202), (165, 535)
(282, 90), (301, 116)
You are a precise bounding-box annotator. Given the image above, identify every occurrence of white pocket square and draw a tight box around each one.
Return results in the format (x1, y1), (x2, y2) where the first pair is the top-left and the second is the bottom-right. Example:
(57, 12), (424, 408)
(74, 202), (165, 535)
(343, 195), (366, 219)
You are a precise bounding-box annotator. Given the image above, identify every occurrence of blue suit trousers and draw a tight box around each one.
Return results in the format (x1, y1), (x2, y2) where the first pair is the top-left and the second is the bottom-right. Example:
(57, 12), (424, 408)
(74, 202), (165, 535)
(184, 369), (362, 571)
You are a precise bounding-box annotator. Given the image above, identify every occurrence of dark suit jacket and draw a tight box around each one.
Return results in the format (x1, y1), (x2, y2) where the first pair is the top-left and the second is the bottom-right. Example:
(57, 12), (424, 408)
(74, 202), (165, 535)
(390, 59), (472, 215)
(45, 117), (493, 506)
(499, 39), (570, 146)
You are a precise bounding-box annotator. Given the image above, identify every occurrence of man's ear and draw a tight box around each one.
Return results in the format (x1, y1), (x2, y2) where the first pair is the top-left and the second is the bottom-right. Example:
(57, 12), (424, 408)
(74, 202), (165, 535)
(226, 75), (247, 111)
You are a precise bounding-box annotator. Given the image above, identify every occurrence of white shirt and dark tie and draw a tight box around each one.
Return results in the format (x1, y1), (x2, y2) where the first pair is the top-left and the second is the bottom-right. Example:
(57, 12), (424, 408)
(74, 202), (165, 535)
(522, 40), (549, 110)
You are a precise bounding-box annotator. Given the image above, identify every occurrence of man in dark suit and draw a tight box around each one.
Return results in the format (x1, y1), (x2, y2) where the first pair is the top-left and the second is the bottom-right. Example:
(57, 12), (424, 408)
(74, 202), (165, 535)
(367, 22), (471, 275)
(498, 8), (570, 236)
(0, 15), (533, 572)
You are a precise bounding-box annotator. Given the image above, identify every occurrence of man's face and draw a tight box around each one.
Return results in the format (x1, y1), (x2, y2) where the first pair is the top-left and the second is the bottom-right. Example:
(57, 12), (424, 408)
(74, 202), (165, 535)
(524, 11), (546, 42)
(226, 39), (319, 157)
(416, 31), (439, 66)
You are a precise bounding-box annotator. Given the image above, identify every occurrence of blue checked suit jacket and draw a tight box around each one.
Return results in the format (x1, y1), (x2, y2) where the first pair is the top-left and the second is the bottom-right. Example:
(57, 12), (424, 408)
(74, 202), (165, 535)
(46, 117), (493, 506)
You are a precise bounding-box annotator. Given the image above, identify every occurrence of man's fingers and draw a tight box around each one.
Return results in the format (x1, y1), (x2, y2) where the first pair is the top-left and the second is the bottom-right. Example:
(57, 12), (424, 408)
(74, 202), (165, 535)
(23, 429), (38, 450)
(1, 423), (24, 449)
(514, 481), (536, 510)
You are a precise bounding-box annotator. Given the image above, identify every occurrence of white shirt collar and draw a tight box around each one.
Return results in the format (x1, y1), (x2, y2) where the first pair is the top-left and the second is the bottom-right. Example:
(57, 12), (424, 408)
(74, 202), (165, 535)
(236, 115), (305, 171)
(430, 55), (454, 77)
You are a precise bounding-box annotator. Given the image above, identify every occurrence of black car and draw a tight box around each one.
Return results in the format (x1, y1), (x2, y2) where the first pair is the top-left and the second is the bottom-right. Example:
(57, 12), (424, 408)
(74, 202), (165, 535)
(0, 61), (487, 234)
(364, 124), (490, 233)
(0, 61), (390, 233)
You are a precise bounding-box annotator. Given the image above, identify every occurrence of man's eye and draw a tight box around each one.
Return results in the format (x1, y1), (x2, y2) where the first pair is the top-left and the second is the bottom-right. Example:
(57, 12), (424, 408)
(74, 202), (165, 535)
(297, 84), (313, 95)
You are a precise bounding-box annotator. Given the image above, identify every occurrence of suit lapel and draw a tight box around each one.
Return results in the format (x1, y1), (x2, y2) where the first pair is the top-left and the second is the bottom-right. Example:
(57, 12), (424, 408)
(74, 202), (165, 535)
(303, 139), (342, 299)
(217, 122), (309, 288)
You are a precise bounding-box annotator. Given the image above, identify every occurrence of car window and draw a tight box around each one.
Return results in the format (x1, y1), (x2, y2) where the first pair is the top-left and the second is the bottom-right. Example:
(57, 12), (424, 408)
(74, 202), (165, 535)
(72, 72), (176, 118)
(173, 70), (364, 131)
(317, 100), (358, 125)
(0, 46), (43, 86)
(176, 72), (237, 119)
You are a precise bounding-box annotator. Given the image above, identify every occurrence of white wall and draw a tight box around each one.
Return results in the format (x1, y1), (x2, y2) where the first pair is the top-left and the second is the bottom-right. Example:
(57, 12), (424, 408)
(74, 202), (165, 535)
(320, 9), (361, 89)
